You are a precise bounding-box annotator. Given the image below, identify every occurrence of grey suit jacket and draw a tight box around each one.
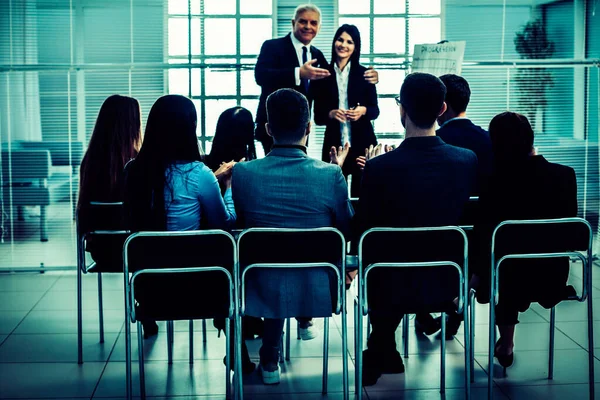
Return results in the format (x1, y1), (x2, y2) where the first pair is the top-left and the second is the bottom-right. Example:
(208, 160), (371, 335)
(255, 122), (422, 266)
(232, 146), (354, 318)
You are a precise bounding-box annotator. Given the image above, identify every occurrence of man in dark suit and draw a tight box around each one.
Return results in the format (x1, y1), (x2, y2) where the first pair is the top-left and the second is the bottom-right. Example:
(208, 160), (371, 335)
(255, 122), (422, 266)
(254, 4), (378, 154)
(354, 73), (478, 386)
(437, 74), (493, 194)
(232, 88), (353, 385)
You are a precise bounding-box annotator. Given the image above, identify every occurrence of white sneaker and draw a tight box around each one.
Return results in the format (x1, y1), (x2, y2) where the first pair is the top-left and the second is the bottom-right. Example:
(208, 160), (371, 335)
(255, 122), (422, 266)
(298, 324), (319, 341)
(259, 363), (281, 385)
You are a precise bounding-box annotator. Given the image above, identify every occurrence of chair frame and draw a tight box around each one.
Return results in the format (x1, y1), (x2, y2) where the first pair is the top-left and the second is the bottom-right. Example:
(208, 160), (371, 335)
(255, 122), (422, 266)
(236, 227), (349, 400)
(488, 217), (594, 399)
(123, 230), (237, 400)
(76, 201), (129, 364)
(355, 226), (471, 400)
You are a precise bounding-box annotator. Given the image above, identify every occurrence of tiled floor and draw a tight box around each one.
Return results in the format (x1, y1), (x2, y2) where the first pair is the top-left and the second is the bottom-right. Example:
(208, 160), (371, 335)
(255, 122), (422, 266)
(0, 270), (599, 399)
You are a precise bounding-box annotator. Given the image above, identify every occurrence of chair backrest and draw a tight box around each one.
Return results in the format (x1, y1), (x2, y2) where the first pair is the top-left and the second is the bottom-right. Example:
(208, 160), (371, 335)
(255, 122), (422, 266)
(1, 149), (51, 181)
(491, 217), (593, 303)
(459, 196), (479, 229)
(124, 230), (236, 322)
(237, 227), (346, 315)
(77, 202), (129, 273)
(359, 226), (467, 315)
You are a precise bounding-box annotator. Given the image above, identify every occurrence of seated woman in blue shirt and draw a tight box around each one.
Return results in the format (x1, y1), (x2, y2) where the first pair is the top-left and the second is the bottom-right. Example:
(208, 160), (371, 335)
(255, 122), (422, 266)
(124, 94), (236, 340)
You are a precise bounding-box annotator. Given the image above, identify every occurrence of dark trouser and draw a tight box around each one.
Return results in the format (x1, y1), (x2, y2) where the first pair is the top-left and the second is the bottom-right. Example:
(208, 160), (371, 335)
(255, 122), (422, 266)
(367, 313), (404, 355)
(259, 317), (313, 364)
(495, 303), (520, 326)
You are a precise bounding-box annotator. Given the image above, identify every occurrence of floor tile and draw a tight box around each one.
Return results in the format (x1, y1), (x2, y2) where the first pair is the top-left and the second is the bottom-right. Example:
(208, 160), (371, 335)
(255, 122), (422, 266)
(52, 272), (125, 292)
(13, 309), (125, 334)
(34, 289), (125, 311)
(474, 348), (600, 386)
(94, 360), (232, 397)
(365, 386), (509, 399)
(0, 333), (118, 362)
(500, 383), (594, 400)
(0, 272), (62, 292)
(0, 291), (46, 311)
(555, 321), (600, 352)
(0, 362), (105, 398)
(0, 310), (29, 334)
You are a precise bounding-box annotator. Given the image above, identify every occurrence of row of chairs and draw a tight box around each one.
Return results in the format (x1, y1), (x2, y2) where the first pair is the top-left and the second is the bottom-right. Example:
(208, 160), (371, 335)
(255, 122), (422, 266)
(76, 202), (595, 400)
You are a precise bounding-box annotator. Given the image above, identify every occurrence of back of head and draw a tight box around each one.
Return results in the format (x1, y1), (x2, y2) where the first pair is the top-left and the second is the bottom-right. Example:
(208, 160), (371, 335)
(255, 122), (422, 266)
(79, 94), (141, 208)
(330, 24), (361, 66)
(489, 111), (534, 165)
(138, 94), (200, 167)
(266, 88), (310, 144)
(294, 3), (321, 21)
(208, 106), (256, 170)
(439, 74), (470, 114)
(400, 73), (446, 129)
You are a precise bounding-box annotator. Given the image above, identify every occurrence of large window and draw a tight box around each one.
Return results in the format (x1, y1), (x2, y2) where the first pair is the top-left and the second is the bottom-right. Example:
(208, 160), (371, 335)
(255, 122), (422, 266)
(167, 0), (272, 154)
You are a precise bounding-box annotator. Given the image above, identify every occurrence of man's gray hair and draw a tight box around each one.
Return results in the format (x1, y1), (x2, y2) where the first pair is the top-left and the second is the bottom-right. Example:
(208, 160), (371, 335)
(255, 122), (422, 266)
(293, 4), (322, 23)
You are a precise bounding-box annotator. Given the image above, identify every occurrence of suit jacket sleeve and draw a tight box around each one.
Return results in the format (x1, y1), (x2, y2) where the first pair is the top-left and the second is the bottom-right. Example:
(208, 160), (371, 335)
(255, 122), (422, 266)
(360, 70), (380, 121)
(351, 160), (381, 252)
(311, 75), (335, 126)
(255, 40), (297, 90)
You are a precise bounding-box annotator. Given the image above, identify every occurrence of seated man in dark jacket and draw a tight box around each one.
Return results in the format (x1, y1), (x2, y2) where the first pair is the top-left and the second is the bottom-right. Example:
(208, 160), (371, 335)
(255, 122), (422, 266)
(354, 73), (478, 386)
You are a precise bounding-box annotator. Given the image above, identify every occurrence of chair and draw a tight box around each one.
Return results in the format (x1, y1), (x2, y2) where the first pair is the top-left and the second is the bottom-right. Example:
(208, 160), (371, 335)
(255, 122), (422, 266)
(236, 227), (349, 400)
(356, 227), (470, 399)
(123, 230), (237, 400)
(488, 217), (594, 399)
(76, 201), (130, 364)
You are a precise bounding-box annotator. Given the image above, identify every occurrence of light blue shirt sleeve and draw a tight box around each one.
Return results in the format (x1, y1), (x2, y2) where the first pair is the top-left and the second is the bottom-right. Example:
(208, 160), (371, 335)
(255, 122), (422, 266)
(195, 164), (237, 230)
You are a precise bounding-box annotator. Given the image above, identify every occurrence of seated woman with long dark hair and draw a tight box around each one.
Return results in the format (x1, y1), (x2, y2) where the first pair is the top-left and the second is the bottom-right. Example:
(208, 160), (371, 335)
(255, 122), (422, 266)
(205, 106), (256, 172)
(78, 94), (142, 233)
(470, 112), (577, 369)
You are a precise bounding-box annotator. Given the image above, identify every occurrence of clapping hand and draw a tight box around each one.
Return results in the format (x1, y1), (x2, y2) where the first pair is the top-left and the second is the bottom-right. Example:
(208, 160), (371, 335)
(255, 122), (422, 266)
(214, 158), (245, 187)
(330, 142), (350, 167)
(355, 144), (395, 170)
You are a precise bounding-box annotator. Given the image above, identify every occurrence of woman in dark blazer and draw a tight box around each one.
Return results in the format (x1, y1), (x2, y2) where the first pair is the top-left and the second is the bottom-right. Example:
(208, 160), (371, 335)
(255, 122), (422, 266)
(311, 24), (379, 196)
(470, 112), (577, 369)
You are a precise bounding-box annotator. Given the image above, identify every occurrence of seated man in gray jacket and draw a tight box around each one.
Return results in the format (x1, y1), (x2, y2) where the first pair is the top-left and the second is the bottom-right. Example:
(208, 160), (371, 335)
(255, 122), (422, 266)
(232, 88), (354, 385)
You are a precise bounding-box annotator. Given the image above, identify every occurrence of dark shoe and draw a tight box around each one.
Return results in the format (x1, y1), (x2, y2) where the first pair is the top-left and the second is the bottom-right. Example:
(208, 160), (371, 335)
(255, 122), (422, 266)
(414, 313), (441, 336)
(381, 350), (405, 374)
(494, 338), (514, 370)
(362, 349), (383, 386)
(436, 311), (463, 340)
(141, 320), (158, 339)
(223, 355), (256, 375)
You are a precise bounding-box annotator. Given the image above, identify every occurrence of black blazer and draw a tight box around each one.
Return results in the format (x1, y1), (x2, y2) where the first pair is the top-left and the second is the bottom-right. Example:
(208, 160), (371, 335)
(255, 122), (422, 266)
(354, 136), (478, 313)
(436, 119), (493, 194)
(254, 33), (327, 143)
(311, 63), (379, 163)
(472, 156), (578, 307)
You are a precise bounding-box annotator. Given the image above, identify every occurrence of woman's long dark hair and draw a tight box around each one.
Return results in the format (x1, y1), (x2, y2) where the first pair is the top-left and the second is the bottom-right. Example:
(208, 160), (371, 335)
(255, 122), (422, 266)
(330, 24), (362, 68)
(489, 111), (534, 168)
(126, 94), (201, 231)
(205, 106), (256, 171)
(78, 95), (141, 209)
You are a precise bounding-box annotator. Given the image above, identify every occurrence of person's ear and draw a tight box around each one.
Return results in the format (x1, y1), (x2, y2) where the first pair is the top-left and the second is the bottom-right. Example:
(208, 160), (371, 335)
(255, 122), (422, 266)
(291, 19), (295, 30)
(266, 123), (272, 138)
(438, 102), (448, 117)
(305, 121), (311, 136)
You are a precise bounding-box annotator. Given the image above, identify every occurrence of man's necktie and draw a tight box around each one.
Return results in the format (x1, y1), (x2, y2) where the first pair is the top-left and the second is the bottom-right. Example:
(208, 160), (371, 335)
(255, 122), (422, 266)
(302, 46), (309, 93)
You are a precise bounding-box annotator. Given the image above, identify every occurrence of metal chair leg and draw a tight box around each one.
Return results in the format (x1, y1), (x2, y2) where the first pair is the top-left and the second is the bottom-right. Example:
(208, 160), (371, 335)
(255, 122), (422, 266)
(470, 290), (476, 384)
(137, 320), (146, 399)
(97, 273), (104, 343)
(167, 321), (173, 364)
(77, 263), (83, 364)
(341, 293), (349, 400)
(548, 307), (555, 379)
(440, 312), (446, 394)
(587, 275), (595, 400)
(286, 318), (291, 361)
(189, 320), (194, 364)
(464, 299), (471, 399)
(403, 314), (409, 358)
(279, 335), (284, 364)
(125, 285), (133, 400)
(356, 306), (363, 399)
(225, 319), (231, 400)
(297, 318), (301, 340)
(354, 299), (359, 391)
(236, 312), (244, 400)
(322, 317), (329, 394)
(488, 303), (496, 399)
(202, 319), (207, 343)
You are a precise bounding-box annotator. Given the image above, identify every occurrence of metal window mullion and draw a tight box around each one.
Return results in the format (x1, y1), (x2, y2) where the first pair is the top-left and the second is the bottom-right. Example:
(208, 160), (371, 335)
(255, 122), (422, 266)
(236, 0), (241, 107)
(188, 0), (192, 98)
(200, 0), (206, 147)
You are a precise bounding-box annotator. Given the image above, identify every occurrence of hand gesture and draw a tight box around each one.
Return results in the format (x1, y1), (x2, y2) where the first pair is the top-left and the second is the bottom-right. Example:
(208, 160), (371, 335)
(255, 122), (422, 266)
(355, 144), (395, 170)
(329, 109), (347, 123)
(329, 142), (350, 167)
(300, 59), (331, 81)
(214, 160), (235, 183)
(363, 66), (379, 84)
(345, 105), (366, 122)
